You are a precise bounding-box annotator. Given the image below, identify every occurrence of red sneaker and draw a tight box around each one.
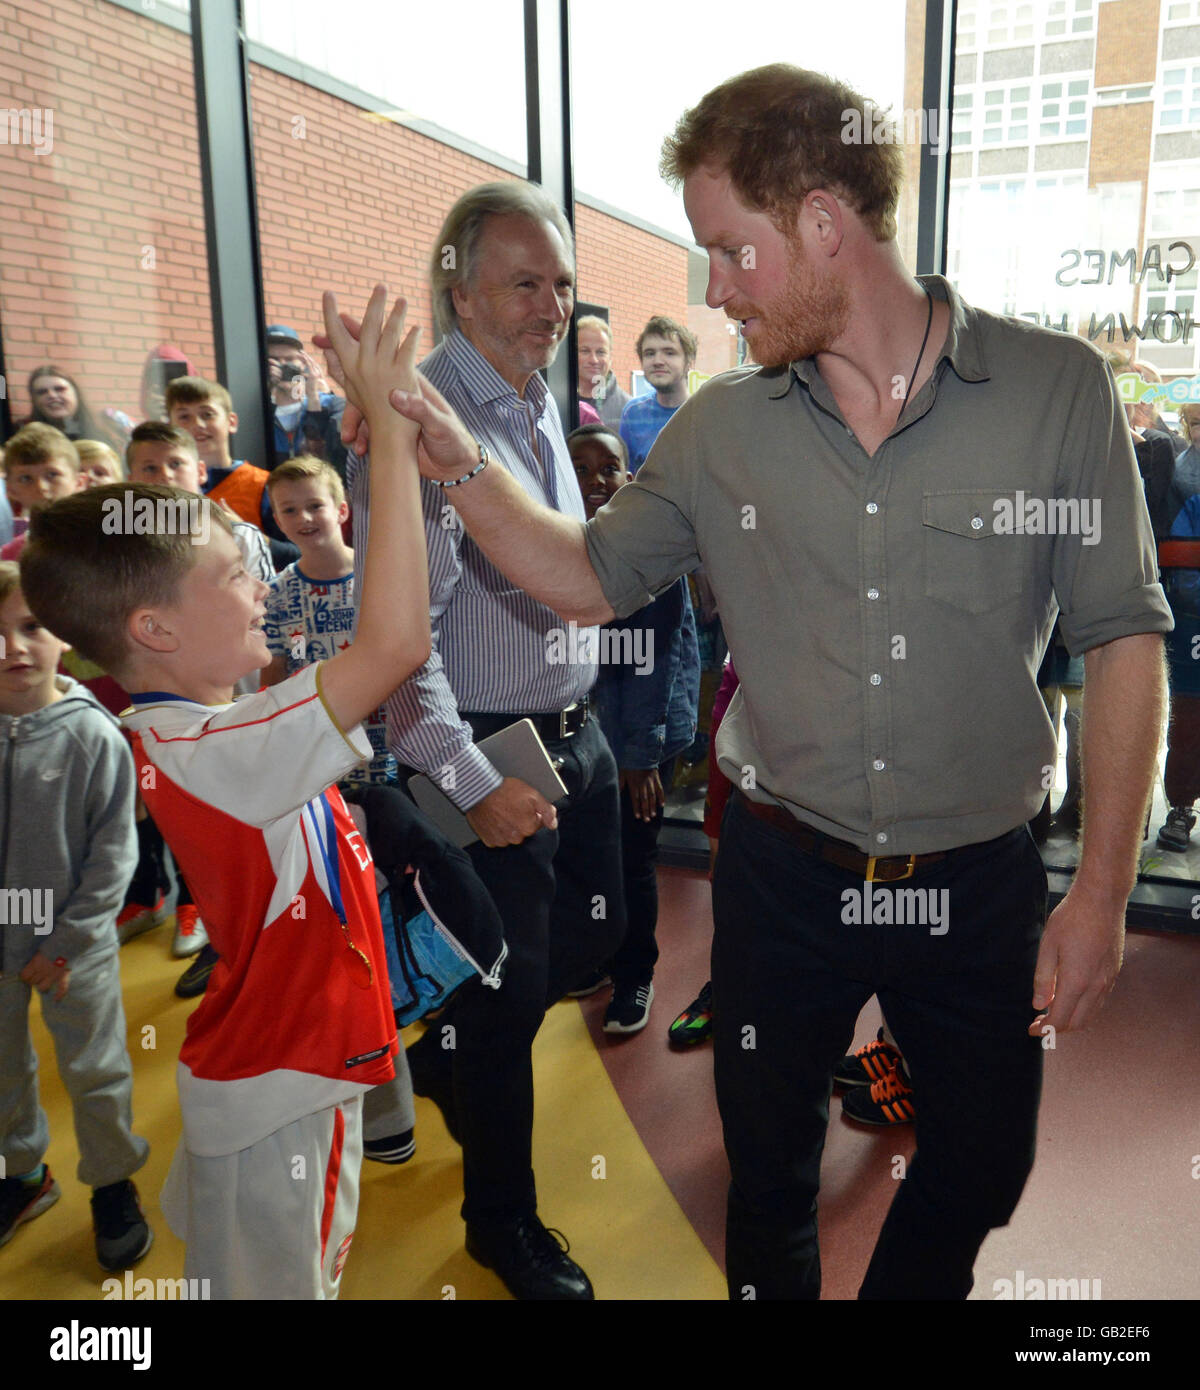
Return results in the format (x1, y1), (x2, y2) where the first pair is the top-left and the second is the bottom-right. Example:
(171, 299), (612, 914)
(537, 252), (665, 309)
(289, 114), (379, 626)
(116, 894), (168, 945)
(172, 904), (209, 959)
(0, 1167), (60, 1248)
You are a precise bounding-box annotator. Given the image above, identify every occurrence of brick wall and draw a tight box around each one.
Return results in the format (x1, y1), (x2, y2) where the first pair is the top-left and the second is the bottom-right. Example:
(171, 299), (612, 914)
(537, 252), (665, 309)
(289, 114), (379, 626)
(0, 0), (688, 428)
(0, 0), (216, 424)
(1089, 102), (1155, 187)
(1095, 0), (1162, 88)
(687, 303), (740, 377)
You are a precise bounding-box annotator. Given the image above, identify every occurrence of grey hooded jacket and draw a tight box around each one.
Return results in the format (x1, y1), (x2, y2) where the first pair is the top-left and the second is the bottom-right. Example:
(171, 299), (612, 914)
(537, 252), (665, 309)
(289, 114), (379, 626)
(0, 676), (136, 975)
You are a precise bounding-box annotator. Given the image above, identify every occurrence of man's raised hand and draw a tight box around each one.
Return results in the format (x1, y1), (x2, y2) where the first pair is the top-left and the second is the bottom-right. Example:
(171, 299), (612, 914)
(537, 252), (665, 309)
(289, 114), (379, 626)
(314, 310), (479, 480)
(319, 286), (421, 441)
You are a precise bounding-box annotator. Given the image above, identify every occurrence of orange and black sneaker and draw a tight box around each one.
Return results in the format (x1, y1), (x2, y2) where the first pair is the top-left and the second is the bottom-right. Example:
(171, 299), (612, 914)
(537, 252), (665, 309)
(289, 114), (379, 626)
(834, 1027), (905, 1088)
(842, 1061), (916, 1126)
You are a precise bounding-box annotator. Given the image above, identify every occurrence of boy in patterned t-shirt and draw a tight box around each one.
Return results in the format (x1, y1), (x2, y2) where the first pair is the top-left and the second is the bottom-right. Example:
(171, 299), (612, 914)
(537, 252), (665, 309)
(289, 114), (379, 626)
(262, 456), (394, 787)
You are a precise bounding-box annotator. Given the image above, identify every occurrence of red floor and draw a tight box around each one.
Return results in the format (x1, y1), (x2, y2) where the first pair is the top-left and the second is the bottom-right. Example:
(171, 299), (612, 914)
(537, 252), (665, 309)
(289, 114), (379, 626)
(581, 866), (1200, 1301)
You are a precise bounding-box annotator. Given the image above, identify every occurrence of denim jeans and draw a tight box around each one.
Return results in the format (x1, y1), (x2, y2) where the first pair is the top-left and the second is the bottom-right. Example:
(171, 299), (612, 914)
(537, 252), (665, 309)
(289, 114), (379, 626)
(408, 717), (625, 1225)
(712, 794), (1047, 1300)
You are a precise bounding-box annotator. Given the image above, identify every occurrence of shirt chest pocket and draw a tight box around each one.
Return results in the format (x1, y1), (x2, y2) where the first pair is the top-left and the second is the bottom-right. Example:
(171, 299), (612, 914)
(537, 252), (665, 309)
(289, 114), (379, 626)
(922, 490), (1024, 615)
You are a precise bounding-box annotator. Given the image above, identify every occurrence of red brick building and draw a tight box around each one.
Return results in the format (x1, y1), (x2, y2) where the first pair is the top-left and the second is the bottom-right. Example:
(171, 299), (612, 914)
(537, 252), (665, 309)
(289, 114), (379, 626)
(0, 0), (691, 427)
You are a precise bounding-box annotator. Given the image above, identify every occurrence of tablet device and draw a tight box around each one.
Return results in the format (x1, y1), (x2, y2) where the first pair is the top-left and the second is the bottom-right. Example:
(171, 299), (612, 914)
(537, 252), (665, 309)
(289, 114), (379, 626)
(407, 717), (569, 847)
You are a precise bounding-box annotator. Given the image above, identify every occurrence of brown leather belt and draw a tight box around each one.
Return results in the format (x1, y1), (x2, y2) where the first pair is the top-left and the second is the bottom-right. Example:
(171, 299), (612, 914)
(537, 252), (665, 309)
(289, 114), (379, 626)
(735, 791), (949, 882)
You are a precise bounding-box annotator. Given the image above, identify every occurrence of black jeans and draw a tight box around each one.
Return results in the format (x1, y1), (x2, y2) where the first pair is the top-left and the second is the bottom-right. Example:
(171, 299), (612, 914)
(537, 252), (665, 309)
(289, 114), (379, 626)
(608, 757), (676, 985)
(408, 717), (625, 1225)
(712, 795), (1047, 1300)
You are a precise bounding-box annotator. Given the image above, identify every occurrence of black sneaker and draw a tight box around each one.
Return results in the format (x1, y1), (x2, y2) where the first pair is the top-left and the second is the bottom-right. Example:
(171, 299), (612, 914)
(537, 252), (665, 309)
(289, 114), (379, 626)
(0, 1167), (60, 1249)
(91, 1180), (153, 1272)
(603, 980), (654, 1034)
(667, 981), (712, 1047)
(564, 969), (611, 999)
(175, 942), (218, 998)
(465, 1214), (594, 1300)
(1157, 807), (1196, 853)
(841, 1062), (916, 1126)
(833, 1027), (904, 1089)
(363, 1128), (416, 1164)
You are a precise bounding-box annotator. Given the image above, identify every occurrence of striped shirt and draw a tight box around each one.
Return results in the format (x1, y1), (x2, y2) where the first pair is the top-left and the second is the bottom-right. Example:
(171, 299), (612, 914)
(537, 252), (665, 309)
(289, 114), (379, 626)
(349, 328), (597, 811)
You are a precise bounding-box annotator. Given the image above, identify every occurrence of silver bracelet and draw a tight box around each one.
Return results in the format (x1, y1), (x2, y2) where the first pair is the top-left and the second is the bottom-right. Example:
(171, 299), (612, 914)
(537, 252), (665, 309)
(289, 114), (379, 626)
(433, 441), (490, 488)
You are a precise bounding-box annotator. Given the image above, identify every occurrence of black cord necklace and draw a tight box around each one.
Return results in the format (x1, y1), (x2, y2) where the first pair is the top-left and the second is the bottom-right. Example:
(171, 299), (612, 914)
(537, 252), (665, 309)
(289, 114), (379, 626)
(899, 284), (933, 420)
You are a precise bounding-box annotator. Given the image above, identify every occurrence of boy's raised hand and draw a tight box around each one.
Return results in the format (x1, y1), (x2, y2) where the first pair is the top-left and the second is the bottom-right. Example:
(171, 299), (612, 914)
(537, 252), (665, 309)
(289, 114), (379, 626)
(320, 286), (421, 438)
(316, 308), (482, 482)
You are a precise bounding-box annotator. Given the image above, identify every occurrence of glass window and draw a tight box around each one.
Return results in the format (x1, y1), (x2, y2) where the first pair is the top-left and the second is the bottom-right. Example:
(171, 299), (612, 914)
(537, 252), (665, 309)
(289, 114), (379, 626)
(0, 0), (215, 448)
(1159, 64), (1200, 129)
(243, 0), (526, 480)
(949, 0), (1200, 899)
(569, 0), (925, 830)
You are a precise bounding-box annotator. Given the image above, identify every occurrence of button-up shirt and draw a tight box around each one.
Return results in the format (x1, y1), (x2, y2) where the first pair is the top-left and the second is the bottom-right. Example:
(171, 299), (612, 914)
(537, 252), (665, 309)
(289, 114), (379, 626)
(585, 275), (1172, 854)
(349, 328), (597, 811)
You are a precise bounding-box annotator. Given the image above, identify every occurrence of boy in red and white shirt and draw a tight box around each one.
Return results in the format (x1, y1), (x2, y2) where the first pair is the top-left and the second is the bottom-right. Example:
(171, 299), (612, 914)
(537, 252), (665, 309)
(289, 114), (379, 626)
(20, 287), (433, 1299)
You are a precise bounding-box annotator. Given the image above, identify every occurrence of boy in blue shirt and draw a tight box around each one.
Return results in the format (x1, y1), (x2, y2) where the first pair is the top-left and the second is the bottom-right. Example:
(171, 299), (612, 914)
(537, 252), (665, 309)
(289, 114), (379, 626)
(569, 423), (700, 1032)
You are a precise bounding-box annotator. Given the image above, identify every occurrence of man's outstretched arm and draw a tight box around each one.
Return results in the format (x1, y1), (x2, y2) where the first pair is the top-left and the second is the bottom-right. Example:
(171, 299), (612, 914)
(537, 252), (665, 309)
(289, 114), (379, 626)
(316, 315), (614, 626)
(420, 437), (615, 626)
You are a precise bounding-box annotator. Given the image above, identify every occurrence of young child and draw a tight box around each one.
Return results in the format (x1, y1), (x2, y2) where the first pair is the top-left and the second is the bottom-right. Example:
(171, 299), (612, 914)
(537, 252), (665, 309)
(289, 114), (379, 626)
(20, 286), (432, 1299)
(263, 454), (415, 1164)
(165, 377), (268, 526)
(119, 423), (277, 971)
(75, 440), (124, 489)
(0, 563), (151, 1270)
(0, 423), (83, 560)
(262, 455), (394, 787)
(126, 421), (274, 622)
(568, 423), (700, 1034)
(0, 447), (12, 546)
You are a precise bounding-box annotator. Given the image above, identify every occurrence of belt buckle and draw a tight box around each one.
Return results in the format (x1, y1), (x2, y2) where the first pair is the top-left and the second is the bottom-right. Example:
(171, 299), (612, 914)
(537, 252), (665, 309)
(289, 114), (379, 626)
(865, 854), (916, 882)
(558, 703), (575, 740)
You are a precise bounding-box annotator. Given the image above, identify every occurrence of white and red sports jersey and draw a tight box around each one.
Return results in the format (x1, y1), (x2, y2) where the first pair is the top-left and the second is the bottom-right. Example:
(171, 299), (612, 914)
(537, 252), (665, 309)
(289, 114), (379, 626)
(122, 663), (397, 1157)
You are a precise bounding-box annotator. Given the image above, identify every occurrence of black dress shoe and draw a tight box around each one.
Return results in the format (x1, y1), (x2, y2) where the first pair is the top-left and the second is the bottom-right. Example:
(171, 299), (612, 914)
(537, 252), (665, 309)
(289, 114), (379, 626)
(406, 1040), (461, 1145)
(465, 1215), (595, 1300)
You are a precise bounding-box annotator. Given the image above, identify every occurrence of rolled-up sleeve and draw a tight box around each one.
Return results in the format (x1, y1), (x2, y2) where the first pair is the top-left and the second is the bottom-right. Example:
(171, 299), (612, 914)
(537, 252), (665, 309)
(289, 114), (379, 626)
(1052, 355), (1173, 656)
(348, 450), (503, 811)
(585, 403), (701, 619)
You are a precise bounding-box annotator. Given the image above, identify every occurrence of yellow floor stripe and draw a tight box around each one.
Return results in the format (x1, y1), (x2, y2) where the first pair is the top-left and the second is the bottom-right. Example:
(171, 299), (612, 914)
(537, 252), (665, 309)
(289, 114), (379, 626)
(2, 925), (724, 1301)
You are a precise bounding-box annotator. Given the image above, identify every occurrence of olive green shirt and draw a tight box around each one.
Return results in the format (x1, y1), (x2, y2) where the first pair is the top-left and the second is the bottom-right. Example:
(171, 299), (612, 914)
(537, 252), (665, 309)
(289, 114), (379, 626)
(585, 274), (1172, 855)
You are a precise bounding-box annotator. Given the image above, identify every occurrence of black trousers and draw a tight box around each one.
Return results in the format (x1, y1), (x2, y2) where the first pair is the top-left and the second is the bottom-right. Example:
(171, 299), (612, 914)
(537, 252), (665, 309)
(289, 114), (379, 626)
(607, 757), (676, 985)
(408, 717), (625, 1225)
(712, 795), (1046, 1300)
